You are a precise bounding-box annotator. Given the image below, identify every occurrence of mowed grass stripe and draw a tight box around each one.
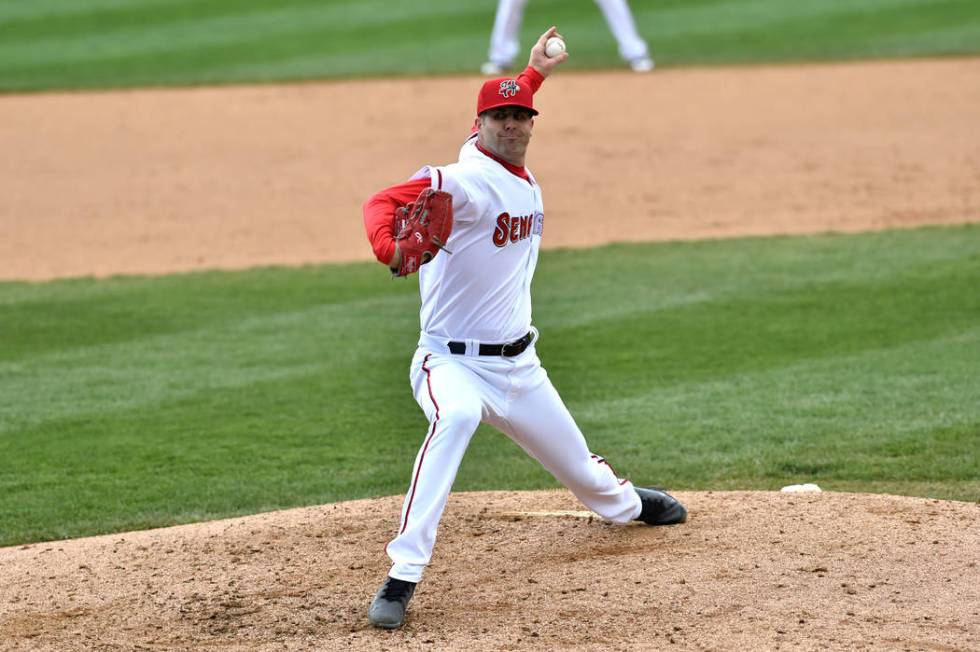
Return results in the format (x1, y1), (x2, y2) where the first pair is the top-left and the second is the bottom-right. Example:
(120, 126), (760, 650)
(0, 1), (490, 89)
(0, 0), (462, 43)
(637, 0), (958, 36)
(0, 293), (419, 434)
(0, 1), (482, 63)
(640, 0), (980, 64)
(0, 225), (977, 546)
(0, 265), (407, 359)
(573, 328), (979, 477)
(0, 0), (185, 22)
(2, 0), (980, 91)
(866, 20), (980, 54)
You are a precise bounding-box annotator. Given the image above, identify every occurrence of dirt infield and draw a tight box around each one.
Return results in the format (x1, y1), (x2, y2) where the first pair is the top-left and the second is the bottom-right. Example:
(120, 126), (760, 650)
(1, 58), (979, 650)
(1, 57), (978, 280)
(1, 491), (978, 651)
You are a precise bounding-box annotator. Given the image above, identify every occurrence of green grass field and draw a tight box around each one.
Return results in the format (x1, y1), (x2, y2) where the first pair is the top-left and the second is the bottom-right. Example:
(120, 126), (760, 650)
(2, 226), (978, 547)
(2, 0), (977, 548)
(2, 0), (979, 92)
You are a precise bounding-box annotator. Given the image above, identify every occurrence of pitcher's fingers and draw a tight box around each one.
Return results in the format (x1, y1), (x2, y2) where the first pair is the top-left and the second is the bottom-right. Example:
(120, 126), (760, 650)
(536, 26), (558, 47)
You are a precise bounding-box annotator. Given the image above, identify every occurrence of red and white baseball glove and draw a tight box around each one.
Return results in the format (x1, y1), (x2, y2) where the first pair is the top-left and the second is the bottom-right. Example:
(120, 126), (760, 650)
(391, 189), (453, 277)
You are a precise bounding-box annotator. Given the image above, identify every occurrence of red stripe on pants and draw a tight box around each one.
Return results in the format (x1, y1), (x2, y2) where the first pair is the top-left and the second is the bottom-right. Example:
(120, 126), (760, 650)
(399, 354), (440, 534)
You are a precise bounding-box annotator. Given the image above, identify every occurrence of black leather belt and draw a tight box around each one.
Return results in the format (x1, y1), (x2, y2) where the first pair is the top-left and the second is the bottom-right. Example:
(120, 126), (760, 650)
(448, 331), (533, 357)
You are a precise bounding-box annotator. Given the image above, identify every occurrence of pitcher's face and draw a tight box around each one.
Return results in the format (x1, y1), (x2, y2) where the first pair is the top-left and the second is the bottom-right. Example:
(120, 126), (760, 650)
(477, 106), (534, 166)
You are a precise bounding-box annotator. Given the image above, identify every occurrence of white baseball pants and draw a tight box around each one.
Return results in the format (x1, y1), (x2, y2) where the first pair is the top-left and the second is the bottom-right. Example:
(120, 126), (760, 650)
(385, 331), (642, 583)
(486, 0), (650, 67)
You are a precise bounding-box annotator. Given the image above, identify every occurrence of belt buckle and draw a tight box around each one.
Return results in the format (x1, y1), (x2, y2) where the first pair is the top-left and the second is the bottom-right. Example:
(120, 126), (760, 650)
(500, 333), (528, 357)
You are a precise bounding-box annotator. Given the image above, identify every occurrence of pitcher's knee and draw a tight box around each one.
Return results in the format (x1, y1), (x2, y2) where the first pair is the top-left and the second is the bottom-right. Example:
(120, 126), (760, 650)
(436, 402), (482, 434)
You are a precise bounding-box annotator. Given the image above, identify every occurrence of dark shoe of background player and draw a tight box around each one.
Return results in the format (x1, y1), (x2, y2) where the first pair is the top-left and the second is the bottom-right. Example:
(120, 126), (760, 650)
(368, 576), (416, 629)
(634, 487), (687, 525)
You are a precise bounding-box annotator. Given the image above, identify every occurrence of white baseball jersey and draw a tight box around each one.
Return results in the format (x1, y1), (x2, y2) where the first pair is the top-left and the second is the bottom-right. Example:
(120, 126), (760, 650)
(409, 134), (544, 344)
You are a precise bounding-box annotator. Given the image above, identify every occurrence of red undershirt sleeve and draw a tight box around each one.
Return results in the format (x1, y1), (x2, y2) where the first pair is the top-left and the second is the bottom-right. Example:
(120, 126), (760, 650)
(518, 65), (545, 94)
(362, 176), (432, 265)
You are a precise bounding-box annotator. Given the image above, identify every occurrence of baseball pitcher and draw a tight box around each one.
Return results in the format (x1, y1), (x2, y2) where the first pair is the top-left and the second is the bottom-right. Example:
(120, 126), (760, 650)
(361, 27), (686, 629)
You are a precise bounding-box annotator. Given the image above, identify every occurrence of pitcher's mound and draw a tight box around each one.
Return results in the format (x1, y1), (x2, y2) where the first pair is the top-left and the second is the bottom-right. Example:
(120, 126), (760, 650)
(1, 490), (977, 650)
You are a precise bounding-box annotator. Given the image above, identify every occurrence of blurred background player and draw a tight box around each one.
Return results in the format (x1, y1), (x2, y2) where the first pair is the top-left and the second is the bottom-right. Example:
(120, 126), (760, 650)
(481, 0), (654, 74)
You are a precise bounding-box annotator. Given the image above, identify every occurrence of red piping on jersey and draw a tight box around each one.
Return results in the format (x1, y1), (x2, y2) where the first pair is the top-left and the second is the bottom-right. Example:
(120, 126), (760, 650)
(474, 141), (532, 184)
(399, 354), (441, 534)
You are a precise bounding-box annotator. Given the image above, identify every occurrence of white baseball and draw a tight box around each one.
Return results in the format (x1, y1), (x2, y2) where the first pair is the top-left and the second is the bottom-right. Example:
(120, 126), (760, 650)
(545, 37), (565, 58)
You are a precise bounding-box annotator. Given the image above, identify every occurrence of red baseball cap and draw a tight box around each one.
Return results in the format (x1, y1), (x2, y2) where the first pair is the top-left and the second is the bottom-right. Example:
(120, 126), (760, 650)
(476, 77), (538, 117)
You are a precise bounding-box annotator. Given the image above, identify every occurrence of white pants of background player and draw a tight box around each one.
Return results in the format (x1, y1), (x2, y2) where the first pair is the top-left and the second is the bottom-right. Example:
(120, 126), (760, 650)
(385, 331), (643, 583)
(487, 0), (650, 68)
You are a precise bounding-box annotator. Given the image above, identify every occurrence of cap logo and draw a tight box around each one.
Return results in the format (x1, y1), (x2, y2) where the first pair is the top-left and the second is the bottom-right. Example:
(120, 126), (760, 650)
(498, 79), (520, 98)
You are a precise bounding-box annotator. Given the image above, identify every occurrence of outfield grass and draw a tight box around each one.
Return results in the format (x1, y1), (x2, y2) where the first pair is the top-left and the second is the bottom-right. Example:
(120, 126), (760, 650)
(1, 0), (979, 92)
(1, 225), (978, 546)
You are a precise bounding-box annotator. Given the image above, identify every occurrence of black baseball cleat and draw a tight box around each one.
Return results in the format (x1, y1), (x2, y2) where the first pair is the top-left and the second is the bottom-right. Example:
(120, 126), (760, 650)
(634, 487), (688, 525)
(368, 576), (417, 629)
